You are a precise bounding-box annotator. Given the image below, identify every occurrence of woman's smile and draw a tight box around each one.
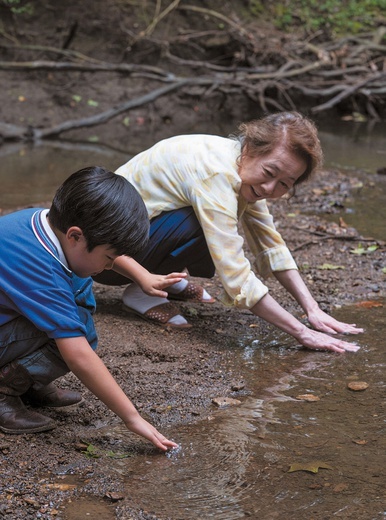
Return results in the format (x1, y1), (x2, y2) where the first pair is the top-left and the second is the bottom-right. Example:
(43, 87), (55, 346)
(239, 145), (306, 202)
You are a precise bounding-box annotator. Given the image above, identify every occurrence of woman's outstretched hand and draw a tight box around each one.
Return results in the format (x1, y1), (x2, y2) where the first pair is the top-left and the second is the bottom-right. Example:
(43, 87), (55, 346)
(251, 293), (362, 354)
(307, 307), (364, 335)
(297, 326), (361, 353)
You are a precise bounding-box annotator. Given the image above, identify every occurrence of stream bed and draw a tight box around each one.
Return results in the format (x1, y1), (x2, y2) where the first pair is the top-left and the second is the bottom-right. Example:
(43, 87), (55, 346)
(101, 304), (385, 519)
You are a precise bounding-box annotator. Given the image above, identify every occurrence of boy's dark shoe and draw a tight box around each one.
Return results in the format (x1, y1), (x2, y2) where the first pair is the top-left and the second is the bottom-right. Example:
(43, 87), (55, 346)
(0, 394), (56, 434)
(0, 361), (56, 434)
(22, 383), (82, 408)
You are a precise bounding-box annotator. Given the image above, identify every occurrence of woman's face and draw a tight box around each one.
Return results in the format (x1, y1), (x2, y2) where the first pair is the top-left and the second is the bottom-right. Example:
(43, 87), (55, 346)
(238, 145), (307, 202)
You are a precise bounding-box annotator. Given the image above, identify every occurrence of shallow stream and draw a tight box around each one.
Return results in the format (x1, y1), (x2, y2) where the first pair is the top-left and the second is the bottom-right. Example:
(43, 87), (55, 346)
(103, 303), (385, 519)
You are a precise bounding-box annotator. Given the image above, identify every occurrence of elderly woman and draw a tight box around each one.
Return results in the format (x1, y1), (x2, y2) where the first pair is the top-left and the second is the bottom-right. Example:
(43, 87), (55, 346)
(94, 111), (362, 353)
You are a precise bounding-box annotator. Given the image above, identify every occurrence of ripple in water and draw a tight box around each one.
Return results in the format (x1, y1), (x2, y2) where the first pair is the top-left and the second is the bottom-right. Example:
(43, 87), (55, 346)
(108, 398), (268, 519)
(102, 303), (384, 519)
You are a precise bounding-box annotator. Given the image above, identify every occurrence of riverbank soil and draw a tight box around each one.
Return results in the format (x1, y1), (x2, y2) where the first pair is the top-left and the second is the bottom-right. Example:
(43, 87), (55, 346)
(0, 1), (385, 519)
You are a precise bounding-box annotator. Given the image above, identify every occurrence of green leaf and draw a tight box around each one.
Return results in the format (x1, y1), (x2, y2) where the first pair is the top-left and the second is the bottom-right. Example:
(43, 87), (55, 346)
(72, 95), (82, 103)
(350, 243), (367, 255)
(106, 450), (132, 459)
(87, 99), (99, 107)
(350, 244), (379, 255)
(82, 443), (100, 458)
(317, 263), (345, 270)
(288, 461), (333, 474)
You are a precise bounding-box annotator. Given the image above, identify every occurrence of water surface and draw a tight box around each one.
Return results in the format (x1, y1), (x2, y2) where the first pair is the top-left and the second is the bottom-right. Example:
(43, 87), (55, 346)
(95, 303), (385, 519)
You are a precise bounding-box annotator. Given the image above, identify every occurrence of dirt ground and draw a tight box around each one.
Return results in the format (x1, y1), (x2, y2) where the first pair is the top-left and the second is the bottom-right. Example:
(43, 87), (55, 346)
(0, 2), (385, 519)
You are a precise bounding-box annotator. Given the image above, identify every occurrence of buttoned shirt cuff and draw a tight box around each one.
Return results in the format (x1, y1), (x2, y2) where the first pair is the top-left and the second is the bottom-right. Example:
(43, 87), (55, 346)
(218, 271), (269, 309)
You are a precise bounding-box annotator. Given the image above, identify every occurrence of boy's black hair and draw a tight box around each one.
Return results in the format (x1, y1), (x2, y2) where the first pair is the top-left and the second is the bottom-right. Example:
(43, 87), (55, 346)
(49, 166), (149, 256)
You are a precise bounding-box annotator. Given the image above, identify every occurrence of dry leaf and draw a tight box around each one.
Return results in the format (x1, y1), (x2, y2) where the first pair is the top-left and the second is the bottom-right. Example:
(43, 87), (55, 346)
(355, 300), (383, 309)
(44, 483), (77, 491)
(105, 491), (124, 502)
(212, 397), (241, 407)
(317, 263), (345, 270)
(288, 461), (333, 474)
(296, 394), (320, 402)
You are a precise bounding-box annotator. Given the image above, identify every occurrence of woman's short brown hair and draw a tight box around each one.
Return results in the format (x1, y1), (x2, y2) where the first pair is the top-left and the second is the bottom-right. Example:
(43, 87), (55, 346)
(237, 111), (323, 185)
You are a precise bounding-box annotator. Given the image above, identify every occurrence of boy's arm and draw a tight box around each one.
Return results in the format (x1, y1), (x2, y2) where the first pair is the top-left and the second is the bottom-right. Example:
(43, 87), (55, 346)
(55, 336), (177, 451)
(112, 256), (186, 297)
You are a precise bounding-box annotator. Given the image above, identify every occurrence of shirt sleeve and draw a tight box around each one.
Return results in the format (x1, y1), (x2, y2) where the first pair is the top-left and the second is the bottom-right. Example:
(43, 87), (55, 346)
(241, 201), (298, 279)
(189, 173), (270, 309)
(2, 259), (88, 339)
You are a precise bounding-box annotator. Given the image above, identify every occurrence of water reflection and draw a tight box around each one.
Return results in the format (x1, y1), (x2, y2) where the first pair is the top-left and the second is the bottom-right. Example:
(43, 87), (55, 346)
(316, 118), (386, 240)
(107, 400), (263, 519)
(317, 118), (385, 173)
(0, 141), (128, 210)
(98, 303), (385, 519)
(1, 117), (385, 214)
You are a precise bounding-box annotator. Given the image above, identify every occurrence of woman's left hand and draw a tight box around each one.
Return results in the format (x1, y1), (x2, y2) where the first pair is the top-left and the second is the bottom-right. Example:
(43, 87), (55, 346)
(307, 307), (364, 335)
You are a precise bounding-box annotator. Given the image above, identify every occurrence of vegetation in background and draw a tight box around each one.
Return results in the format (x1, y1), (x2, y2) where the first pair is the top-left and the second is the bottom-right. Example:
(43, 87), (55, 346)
(1, 0), (33, 15)
(248, 0), (386, 36)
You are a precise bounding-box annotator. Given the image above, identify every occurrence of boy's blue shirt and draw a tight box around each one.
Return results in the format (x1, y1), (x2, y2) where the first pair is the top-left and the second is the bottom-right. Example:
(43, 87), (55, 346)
(0, 208), (95, 339)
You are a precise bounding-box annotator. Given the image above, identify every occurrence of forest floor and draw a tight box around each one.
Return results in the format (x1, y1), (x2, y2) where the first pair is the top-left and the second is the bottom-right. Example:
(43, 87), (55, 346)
(0, 1), (385, 519)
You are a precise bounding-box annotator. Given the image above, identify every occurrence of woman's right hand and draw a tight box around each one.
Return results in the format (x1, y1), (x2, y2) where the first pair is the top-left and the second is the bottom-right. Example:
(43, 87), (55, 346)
(251, 293), (361, 354)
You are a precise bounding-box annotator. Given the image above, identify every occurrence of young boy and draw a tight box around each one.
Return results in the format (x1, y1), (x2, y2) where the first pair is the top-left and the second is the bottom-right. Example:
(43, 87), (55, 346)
(0, 166), (178, 451)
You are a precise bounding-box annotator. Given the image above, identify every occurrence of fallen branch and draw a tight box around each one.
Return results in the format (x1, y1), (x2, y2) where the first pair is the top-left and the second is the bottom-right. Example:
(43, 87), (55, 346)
(0, 59), (171, 78)
(34, 80), (190, 139)
(177, 4), (249, 37)
(143, 0), (181, 37)
(311, 72), (386, 112)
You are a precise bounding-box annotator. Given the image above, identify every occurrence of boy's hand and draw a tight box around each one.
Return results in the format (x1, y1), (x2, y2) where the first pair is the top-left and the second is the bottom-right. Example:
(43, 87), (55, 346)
(139, 272), (187, 298)
(125, 415), (178, 451)
(112, 257), (186, 297)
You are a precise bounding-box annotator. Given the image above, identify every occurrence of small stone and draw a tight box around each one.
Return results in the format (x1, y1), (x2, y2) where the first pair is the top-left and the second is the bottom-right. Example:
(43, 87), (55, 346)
(231, 381), (245, 391)
(347, 381), (369, 391)
(24, 498), (40, 508)
(212, 397), (241, 408)
(105, 491), (124, 502)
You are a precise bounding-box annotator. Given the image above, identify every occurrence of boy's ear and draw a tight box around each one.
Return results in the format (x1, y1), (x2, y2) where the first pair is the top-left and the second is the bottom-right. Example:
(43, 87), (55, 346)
(66, 226), (85, 244)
